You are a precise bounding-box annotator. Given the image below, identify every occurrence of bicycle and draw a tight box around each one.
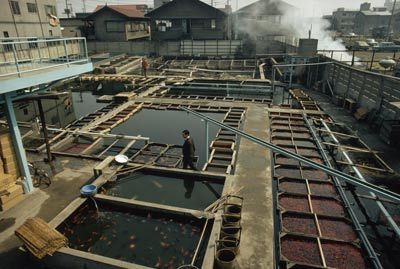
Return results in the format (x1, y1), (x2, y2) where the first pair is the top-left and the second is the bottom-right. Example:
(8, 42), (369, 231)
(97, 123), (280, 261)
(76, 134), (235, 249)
(28, 162), (51, 188)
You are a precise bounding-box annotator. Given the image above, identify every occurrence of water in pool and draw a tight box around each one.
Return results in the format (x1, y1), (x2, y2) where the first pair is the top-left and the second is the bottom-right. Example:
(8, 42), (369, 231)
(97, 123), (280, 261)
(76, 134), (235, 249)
(58, 202), (206, 268)
(110, 109), (226, 167)
(71, 91), (106, 119)
(102, 171), (223, 210)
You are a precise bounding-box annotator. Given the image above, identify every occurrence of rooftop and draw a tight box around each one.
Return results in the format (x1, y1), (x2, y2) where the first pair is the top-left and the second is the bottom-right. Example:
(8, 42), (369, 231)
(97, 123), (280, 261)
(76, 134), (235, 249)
(360, 10), (391, 16)
(88, 5), (147, 19)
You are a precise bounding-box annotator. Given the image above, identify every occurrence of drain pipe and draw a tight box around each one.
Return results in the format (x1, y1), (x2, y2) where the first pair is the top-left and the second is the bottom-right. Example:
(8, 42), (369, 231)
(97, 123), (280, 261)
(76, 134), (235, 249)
(181, 107), (400, 203)
(305, 115), (382, 269)
(320, 120), (400, 239)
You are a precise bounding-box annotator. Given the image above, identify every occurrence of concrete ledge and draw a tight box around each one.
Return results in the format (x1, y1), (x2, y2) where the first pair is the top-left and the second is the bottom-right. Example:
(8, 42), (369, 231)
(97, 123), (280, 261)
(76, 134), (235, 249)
(45, 247), (152, 269)
(124, 163), (226, 182)
(49, 197), (86, 228)
(94, 194), (210, 219)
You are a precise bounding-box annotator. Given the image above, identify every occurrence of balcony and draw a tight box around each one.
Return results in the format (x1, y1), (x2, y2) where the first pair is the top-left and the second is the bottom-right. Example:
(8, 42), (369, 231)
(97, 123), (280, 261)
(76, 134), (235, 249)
(0, 37), (93, 93)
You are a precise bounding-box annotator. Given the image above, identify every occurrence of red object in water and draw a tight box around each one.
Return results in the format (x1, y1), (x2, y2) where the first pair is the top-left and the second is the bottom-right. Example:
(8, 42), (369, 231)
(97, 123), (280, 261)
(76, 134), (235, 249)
(311, 197), (345, 217)
(281, 236), (322, 266)
(279, 194), (310, 213)
(322, 241), (367, 269)
(309, 182), (338, 197)
(319, 218), (357, 242)
(282, 213), (318, 236)
(279, 180), (308, 195)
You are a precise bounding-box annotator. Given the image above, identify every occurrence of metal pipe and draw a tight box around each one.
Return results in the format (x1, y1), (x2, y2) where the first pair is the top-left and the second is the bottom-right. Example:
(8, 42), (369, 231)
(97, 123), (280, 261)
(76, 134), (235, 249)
(63, 39), (69, 66)
(4, 93), (34, 193)
(387, 0), (397, 41)
(205, 120), (209, 162)
(46, 128), (149, 141)
(320, 120), (400, 238)
(37, 99), (55, 172)
(0, 37), (86, 45)
(181, 107), (400, 203)
(305, 115), (382, 269)
(11, 43), (20, 77)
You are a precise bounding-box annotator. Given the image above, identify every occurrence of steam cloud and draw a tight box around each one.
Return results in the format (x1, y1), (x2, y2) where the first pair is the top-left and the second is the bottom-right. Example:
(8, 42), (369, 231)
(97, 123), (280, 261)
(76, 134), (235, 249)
(279, 2), (355, 63)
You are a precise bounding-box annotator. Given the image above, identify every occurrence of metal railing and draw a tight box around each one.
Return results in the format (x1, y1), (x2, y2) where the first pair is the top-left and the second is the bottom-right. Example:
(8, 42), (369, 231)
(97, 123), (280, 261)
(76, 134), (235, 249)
(0, 37), (90, 78)
(181, 107), (400, 203)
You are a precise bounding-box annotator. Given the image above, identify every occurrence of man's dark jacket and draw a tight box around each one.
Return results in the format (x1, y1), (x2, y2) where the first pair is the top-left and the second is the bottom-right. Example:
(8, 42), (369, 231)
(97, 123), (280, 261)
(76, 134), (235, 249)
(183, 137), (195, 158)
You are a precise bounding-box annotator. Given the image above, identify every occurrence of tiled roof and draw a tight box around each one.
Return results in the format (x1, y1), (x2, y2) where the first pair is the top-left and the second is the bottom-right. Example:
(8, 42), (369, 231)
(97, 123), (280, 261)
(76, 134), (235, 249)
(93, 5), (145, 18)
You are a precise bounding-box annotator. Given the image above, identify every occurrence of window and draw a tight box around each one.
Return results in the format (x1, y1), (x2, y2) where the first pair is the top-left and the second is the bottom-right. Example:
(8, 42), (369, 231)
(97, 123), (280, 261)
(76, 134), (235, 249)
(106, 21), (125, 32)
(211, 19), (216, 29)
(3, 31), (12, 52)
(49, 30), (53, 36)
(10, 1), (21, 15)
(127, 22), (146, 32)
(27, 2), (37, 13)
(156, 20), (172, 32)
(44, 5), (57, 16)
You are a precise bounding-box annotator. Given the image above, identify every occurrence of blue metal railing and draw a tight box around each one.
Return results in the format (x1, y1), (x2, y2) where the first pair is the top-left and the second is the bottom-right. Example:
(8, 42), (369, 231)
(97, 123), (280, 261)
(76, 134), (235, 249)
(0, 37), (90, 78)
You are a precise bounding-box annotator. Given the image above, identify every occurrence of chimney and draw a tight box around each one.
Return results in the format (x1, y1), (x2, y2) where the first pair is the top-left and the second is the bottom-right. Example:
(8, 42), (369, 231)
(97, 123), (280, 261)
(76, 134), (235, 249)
(360, 2), (371, 11)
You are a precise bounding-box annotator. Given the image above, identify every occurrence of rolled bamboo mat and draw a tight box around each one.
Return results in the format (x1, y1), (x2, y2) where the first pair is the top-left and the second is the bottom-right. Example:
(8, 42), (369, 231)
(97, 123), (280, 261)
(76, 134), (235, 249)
(15, 217), (68, 259)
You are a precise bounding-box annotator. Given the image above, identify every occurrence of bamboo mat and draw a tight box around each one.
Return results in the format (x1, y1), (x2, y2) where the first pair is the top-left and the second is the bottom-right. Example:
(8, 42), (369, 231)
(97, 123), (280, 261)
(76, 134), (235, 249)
(15, 217), (68, 259)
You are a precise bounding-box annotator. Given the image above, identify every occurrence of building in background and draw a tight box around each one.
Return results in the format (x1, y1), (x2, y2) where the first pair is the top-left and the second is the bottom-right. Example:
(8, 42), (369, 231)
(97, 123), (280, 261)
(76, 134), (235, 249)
(60, 13), (91, 37)
(354, 8), (391, 36)
(384, 0), (400, 12)
(146, 0), (229, 41)
(0, 0), (61, 38)
(234, 0), (295, 41)
(154, 0), (171, 9)
(84, 5), (150, 41)
(331, 8), (359, 34)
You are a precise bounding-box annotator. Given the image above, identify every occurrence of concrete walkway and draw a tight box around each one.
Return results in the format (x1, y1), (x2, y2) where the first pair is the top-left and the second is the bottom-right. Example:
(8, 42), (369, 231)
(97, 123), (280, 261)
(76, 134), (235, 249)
(0, 155), (98, 268)
(230, 105), (274, 268)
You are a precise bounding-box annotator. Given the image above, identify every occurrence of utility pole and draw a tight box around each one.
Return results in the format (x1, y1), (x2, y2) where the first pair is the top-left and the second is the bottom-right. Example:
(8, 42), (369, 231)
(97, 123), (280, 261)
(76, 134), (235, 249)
(83, 0), (87, 13)
(65, 0), (70, 18)
(387, 0), (397, 41)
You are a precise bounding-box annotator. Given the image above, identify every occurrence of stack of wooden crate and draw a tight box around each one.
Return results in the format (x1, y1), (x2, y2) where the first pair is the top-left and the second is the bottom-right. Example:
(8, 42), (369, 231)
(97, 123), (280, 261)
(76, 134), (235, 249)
(0, 129), (24, 211)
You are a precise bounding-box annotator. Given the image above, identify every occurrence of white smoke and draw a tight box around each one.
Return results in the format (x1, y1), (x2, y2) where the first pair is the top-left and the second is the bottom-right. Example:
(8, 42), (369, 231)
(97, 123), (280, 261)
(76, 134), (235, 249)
(278, 1), (355, 63)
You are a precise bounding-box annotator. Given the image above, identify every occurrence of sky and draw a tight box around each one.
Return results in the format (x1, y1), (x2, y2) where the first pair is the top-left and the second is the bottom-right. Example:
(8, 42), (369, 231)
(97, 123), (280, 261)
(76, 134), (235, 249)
(56, 0), (387, 17)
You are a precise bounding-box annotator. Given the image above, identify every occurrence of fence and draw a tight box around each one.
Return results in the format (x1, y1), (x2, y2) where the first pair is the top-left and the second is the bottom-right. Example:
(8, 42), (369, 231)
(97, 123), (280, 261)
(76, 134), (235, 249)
(0, 37), (89, 78)
(325, 61), (400, 120)
(180, 40), (242, 56)
(87, 39), (297, 57)
(87, 41), (180, 56)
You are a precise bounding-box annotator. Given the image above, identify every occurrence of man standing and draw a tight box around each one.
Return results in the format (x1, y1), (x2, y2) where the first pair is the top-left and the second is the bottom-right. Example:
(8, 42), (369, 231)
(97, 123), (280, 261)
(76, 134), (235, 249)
(141, 57), (149, 77)
(182, 130), (197, 170)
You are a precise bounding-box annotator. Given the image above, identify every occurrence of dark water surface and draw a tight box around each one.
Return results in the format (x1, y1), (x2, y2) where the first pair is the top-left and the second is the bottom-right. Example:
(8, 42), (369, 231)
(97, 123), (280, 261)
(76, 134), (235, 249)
(71, 91), (106, 119)
(111, 109), (225, 167)
(103, 171), (223, 210)
(58, 201), (205, 268)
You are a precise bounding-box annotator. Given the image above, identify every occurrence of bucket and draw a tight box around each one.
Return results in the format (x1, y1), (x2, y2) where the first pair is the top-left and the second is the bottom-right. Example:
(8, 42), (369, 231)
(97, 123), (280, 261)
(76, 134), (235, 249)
(220, 237), (240, 253)
(220, 225), (241, 240)
(222, 214), (241, 227)
(226, 195), (244, 207)
(224, 203), (242, 215)
(80, 184), (97, 197)
(215, 248), (236, 269)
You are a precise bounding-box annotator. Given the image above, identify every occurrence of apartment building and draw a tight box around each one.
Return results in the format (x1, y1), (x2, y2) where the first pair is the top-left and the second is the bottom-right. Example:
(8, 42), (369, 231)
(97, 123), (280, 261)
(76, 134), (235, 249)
(0, 0), (61, 38)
